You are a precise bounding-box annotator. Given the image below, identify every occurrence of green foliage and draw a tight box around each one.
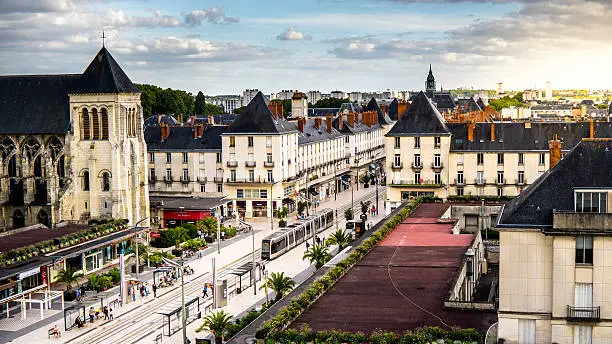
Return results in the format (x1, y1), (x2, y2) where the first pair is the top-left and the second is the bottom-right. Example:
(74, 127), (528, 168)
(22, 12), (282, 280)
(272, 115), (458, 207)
(344, 208), (354, 220)
(153, 226), (191, 248)
(489, 94), (526, 111)
(360, 200), (372, 215)
(135, 83), (194, 118)
(87, 273), (114, 292)
(197, 217), (218, 236)
(197, 310), (234, 343)
(302, 244), (331, 269)
(233, 106), (247, 114)
(126, 243), (150, 264)
(56, 266), (83, 291)
(313, 97), (350, 108)
(259, 272), (296, 302)
(296, 201), (306, 215)
(107, 267), (121, 284)
(205, 103), (224, 115)
(194, 91), (206, 116)
(325, 229), (352, 251)
(270, 99), (292, 117)
(147, 251), (176, 266)
(181, 238), (208, 251)
(596, 103), (608, 109)
(182, 223), (199, 239)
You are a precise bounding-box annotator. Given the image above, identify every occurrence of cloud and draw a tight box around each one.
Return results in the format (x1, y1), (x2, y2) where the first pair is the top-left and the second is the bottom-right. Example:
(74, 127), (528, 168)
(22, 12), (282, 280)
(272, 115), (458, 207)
(183, 7), (239, 26)
(0, 0), (77, 13)
(276, 27), (312, 41)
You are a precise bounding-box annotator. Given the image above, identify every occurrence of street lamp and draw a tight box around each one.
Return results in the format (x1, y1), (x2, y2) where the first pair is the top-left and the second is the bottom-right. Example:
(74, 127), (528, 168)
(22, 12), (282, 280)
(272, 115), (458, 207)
(238, 219), (256, 295)
(162, 257), (187, 344)
(133, 217), (149, 281)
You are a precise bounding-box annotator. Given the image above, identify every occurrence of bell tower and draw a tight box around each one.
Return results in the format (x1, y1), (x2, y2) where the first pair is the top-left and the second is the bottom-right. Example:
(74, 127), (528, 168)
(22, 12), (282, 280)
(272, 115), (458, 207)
(426, 64), (436, 99)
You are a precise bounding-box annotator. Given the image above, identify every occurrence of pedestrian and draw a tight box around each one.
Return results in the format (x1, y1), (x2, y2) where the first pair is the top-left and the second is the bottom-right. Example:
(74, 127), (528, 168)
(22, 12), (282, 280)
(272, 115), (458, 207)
(103, 306), (109, 320)
(221, 230), (226, 241)
(316, 236), (321, 245)
(88, 307), (95, 323)
(322, 237), (325, 245)
(153, 283), (157, 298)
(305, 242), (310, 251)
(131, 286), (136, 302)
(140, 284), (145, 297)
(202, 285), (208, 298)
(76, 288), (81, 301)
(109, 308), (114, 321)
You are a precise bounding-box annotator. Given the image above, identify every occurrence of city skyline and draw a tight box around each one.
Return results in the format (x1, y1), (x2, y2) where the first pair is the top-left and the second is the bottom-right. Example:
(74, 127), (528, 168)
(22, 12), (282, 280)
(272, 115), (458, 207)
(2, 0), (612, 94)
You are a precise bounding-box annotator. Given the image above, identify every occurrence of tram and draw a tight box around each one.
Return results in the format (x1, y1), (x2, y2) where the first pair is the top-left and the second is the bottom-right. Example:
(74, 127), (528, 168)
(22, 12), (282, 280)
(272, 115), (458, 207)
(261, 208), (334, 260)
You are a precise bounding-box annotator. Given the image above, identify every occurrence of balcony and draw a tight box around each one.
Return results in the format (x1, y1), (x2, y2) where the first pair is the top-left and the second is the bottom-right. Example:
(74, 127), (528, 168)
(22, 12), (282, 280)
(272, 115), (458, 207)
(389, 180), (442, 188)
(496, 178), (506, 185)
(390, 162), (403, 170)
(213, 177), (224, 183)
(566, 306), (600, 322)
(264, 161), (274, 167)
(164, 176), (173, 184)
(475, 178), (485, 186)
(197, 177), (207, 184)
(553, 211), (612, 233)
(411, 162), (423, 170)
(431, 162), (444, 170)
(226, 177), (273, 184)
(226, 161), (238, 167)
(454, 178), (465, 186)
(245, 161), (256, 167)
(516, 178), (527, 186)
(180, 177), (190, 184)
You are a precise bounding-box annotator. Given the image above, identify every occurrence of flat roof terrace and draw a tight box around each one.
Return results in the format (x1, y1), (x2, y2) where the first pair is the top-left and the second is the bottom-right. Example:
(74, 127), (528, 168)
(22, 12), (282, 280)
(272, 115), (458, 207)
(291, 203), (497, 333)
(0, 224), (87, 252)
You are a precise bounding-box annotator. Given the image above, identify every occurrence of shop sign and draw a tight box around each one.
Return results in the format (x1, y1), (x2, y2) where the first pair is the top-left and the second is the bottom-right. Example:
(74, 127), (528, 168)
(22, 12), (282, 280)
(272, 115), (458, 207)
(19, 267), (40, 280)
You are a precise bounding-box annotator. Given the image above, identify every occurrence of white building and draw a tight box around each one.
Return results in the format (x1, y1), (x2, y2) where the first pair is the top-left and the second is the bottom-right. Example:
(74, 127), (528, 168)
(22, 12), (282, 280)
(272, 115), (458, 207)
(307, 90), (322, 104)
(274, 90), (296, 101)
(221, 98), (241, 114)
(331, 90), (346, 99)
(348, 92), (362, 103)
(242, 89), (260, 106)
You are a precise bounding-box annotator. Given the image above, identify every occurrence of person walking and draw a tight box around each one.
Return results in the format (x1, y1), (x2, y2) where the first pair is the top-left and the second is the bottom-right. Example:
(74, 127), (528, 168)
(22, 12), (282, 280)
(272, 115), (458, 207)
(131, 286), (136, 302)
(305, 241), (310, 251)
(88, 307), (95, 323)
(103, 306), (109, 320)
(152, 283), (157, 298)
(202, 284), (209, 298)
(109, 308), (114, 321)
(221, 230), (226, 241)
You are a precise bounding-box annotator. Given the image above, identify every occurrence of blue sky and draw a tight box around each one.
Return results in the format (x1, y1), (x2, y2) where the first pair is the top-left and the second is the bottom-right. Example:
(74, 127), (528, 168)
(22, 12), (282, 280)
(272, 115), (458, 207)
(1, 0), (611, 94)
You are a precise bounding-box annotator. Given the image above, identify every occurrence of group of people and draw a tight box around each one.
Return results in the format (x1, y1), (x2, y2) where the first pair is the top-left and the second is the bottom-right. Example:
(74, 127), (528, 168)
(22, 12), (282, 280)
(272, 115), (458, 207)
(127, 282), (152, 302)
(305, 236), (325, 251)
(369, 205), (377, 216)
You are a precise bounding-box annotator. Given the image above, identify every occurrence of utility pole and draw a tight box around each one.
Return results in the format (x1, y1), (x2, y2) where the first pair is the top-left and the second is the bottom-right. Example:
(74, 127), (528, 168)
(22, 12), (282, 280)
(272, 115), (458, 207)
(162, 257), (186, 344)
(212, 257), (217, 309)
(334, 160), (337, 201)
(133, 218), (148, 281)
(375, 164), (379, 216)
(216, 208), (221, 254)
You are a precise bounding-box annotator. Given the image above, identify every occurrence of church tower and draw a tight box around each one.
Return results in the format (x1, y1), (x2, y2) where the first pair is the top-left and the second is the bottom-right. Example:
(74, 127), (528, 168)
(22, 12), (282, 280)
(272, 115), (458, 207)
(426, 64), (436, 99)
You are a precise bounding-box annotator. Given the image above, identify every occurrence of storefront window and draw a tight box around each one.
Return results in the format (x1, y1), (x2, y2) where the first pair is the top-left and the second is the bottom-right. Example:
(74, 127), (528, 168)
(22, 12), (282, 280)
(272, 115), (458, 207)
(86, 250), (103, 272)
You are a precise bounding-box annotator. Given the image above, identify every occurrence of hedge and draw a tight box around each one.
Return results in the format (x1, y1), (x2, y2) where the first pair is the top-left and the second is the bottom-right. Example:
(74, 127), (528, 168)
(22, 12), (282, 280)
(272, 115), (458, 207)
(256, 198), (429, 340)
(446, 195), (515, 203)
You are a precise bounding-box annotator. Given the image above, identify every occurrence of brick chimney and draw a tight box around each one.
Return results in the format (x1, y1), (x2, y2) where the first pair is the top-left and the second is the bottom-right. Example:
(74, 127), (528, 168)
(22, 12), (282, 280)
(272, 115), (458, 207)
(194, 123), (204, 138)
(297, 117), (306, 133)
(549, 133), (562, 168)
(160, 123), (170, 141)
(269, 103), (283, 119)
(468, 121), (475, 142)
(589, 120), (595, 139)
(398, 102), (408, 119)
(490, 122), (495, 142)
(380, 104), (388, 115)
(326, 114), (333, 133)
(348, 113), (355, 127)
(314, 117), (322, 129)
(338, 113), (343, 131)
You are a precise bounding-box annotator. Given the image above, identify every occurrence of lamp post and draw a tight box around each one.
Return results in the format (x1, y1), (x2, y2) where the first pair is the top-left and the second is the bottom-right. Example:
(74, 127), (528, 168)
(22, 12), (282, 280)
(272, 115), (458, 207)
(238, 219), (256, 295)
(162, 257), (187, 344)
(263, 270), (269, 305)
(133, 217), (149, 281)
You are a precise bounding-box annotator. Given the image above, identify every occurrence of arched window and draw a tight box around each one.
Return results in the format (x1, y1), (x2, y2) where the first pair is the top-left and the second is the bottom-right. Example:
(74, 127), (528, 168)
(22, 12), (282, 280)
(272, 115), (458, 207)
(82, 170), (90, 191)
(81, 108), (90, 140)
(132, 109), (137, 136)
(33, 156), (43, 177)
(101, 108), (109, 140)
(8, 155), (18, 177)
(126, 109), (132, 138)
(102, 172), (111, 191)
(92, 108), (100, 140)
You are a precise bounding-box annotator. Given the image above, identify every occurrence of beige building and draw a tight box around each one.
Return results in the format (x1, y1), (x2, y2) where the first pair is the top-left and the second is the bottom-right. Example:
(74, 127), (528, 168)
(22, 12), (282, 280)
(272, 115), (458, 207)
(0, 47), (149, 230)
(496, 139), (612, 344)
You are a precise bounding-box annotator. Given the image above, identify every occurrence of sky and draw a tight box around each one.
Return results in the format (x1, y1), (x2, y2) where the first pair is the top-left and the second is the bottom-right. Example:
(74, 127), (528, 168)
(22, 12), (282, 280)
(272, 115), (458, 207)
(1, 0), (612, 95)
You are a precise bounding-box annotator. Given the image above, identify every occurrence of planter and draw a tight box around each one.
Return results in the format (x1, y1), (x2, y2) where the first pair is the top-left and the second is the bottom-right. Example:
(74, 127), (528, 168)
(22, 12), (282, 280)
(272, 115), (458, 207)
(64, 290), (77, 302)
(171, 249), (183, 257)
(363, 183), (369, 188)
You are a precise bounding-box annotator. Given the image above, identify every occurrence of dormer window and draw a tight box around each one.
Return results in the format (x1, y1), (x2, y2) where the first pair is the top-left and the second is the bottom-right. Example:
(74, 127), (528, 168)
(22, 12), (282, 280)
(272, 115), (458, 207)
(575, 191), (608, 213)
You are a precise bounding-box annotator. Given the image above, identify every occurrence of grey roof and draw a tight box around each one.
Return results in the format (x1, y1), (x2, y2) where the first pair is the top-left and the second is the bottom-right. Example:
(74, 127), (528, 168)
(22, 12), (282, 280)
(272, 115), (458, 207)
(339, 103), (362, 114)
(476, 97), (486, 110)
(224, 92), (297, 134)
(456, 97), (482, 112)
(448, 122), (612, 151)
(366, 97), (393, 125)
(150, 196), (226, 211)
(308, 108), (339, 117)
(333, 113), (382, 135)
(144, 115), (179, 127)
(389, 98), (399, 121)
(144, 125), (226, 151)
(386, 91), (450, 136)
(497, 139), (612, 228)
(297, 118), (344, 145)
(73, 47), (140, 94)
(0, 74), (80, 134)
(433, 93), (456, 110)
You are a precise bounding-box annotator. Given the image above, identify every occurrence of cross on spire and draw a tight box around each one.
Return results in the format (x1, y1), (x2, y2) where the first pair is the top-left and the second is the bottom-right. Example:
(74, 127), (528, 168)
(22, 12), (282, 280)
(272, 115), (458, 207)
(101, 31), (106, 47)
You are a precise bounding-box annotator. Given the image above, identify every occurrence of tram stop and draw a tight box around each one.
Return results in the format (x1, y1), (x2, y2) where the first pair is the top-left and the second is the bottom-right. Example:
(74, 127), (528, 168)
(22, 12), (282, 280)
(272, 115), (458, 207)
(228, 262), (259, 294)
(156, 296), (200, 336)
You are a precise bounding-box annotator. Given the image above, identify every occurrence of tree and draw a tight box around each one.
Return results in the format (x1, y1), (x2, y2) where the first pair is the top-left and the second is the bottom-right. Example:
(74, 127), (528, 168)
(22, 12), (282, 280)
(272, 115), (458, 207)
(313, 97), (350, 108)
(303, 244), (331, 269)
(182, 238), (207, 251)
(276, 206), (289, 227)
(56, 266), (83, 291)
(205, 103), (224, 115)
(259, 271), (296, 302)
(344, 208), (354, 220)
(197, 217), (218, 237)
(297, 201), (306, 215)
(233, 106), (247, 115)
(126, 243), (150, 265)
(489, 95), (526, 111)
(326, 229), (352, 251)
(194, 91), (206, 116)
(360, 200), (372, 215)
(199, 310), (233, 344)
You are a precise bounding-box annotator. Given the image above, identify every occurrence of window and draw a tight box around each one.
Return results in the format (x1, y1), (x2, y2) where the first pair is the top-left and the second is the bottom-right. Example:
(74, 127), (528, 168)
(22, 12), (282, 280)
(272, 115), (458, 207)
(101, 108), (109, 140)
(149, 152), (155, 163)
(575, 283), (593, 309)
(92, 109), (100, 139)
(267, 170), (273, 182)
(434, 136), (441, 148)
(576, 236), (593, 264)
(217, 184), (223, 193)
(81, 109), (90, 140)
(434, 154), (441, 167)
(414, 137), (420, 148)
(249, 170), (255, 182)
(394, 154), (401, 167)
(497, 187), (503, 197)
(539, 153), (546, 165)
(477, 171), (484, 184)
(82, 170), (90, 191)
(229, 136), (236, 147)
(182, 153), (188, 163)
(518, 171), (525, 184)
(456, 187), (464, 196)
(102, 172), (110, 191)
(394, 137), (400, 148)
(260, 189), (268, 198)
(266, 136), (272, 147)
(216, 153), (221, 163)
(477, 153), (484, 165)
(497, 153), (504, 165)
(575, 191), (608, 213)
(150, 168), (155, 180)
(434, 172), (441, 185)
(497, 172), (504, 184)
(457, 153), (464, 165)
(199, 153), (205, 164)
(200, 184), (206, 193)
(266, 153), (273, 163)
(248, 153), (254, 162)
(414, 172), (421, 184)
(237, 189), (244, 198)
(248, 136), (254, 147)
(414, 154), (421, 167)
(230, 170), (236, 182)
(182, 169), (189, 181)
(574, 326), (592, 344)
(345, 136), (349, 143)
(166, 168), (172, 180)
(457, 172), (464, 184)
(518, 319), (535, 344)
(518, 153), (524, 165)
(166, 153), (172, 163)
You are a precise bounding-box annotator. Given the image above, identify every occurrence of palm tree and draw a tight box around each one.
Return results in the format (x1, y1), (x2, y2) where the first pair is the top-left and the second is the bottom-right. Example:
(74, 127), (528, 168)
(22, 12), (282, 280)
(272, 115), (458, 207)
(360, 200), (371, 215)
(126, 243), (149, 265)
(259, 272), (296, 302)
(199, 310), (233, 344)
(326, 229), (352, 251)
(303, 244), (331, 269)
(56, 266), (83, 291)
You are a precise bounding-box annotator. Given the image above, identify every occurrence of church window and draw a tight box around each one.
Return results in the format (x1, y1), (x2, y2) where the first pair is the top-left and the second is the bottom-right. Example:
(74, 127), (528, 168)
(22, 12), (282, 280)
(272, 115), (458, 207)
(81, 108), (90, 140)
(82, 170), (90, 191)
(101, 108), (109, 140)
(92, 108), (100, 140)
(127, 110), (132, 137)
(102, 172), (111, 191)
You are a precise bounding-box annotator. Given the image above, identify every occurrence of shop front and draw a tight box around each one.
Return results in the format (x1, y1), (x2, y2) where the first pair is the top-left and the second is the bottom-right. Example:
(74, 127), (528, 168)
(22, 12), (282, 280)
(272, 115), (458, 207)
(251, 201), (268, 217)
(163, 209), (211, 228)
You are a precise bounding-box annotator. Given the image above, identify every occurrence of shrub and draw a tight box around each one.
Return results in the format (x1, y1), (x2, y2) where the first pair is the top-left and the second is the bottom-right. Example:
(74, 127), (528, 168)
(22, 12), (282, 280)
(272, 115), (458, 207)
(106, 267), (121, 284)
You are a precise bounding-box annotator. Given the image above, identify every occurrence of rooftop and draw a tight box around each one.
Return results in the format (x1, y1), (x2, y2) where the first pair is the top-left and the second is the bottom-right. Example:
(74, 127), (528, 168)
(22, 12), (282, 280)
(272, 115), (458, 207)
(150, 196), (226, 211)
(387, 91), (451, 137)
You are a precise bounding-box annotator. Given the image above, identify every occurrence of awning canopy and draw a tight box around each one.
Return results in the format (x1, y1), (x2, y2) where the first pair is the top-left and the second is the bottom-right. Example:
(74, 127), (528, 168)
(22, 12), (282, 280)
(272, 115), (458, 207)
(341, 174), (351, 181)
(308, 187), (319, 196)
(229, 262), (254, 277)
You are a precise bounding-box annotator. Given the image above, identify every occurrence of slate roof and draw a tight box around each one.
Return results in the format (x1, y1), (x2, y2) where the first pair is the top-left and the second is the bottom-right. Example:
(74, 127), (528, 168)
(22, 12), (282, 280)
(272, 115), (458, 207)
(0, 74), (80, 134)
(433, 93), (456, 110)
(456, 97), (482, 112)
(333, 113), (382, 135)
(297, 118), (345, 145)
(388, 98), (399, 121)
(497, 139), (612, 227)
(144, 125), (226, 151)
(224, 92), (297, 134)
(308, 108), (339, 117)
(144, 115), (179, 127)
(477, 97), (487, 110)
(386, 91), (450, 136)
(365, 97), (393, 125)
(73, 47), (140, 94)
(448, 122), (612, 151)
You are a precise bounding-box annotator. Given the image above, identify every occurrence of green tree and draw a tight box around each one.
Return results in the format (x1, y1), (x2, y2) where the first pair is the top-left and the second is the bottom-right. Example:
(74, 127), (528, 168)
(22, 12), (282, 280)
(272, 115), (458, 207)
(344, 208), (354, 220)
(56, 266), (83, 291)
(303, 244), (331, 269)
(259, 272), (296, 302)
(489, 96), (526, 111)
(197, 217), (218, 236)
(360, 200), (372, 215)
(233, 106), (246, 115)
(325, 229), (352, 251)
(198, 310), (233, 344)
(205, 103), (224, 115)
(276, 206), (289, 227)
(182, 238), (207, 251)
(126, 243), (150, 265)
(313, 97), (350, 108)
(194, 91), (206, 116)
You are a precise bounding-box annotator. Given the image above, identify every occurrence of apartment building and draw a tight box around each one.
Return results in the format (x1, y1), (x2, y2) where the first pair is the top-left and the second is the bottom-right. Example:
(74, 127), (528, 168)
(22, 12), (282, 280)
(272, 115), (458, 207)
(331, 90), (346, 99)
(306, 90), (322, 104)
(242, 89), (260, 106)
(496, 139), (612, 344)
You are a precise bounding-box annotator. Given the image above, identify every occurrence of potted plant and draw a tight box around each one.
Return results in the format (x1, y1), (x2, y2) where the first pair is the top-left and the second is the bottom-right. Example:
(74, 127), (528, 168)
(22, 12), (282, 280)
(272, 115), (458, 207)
(56, 266), (83, 301)
(276, 207), (289, 227)
(344, 208), (354, 221)
(361, 174), (370, 188)
(199, 310), (233, 344)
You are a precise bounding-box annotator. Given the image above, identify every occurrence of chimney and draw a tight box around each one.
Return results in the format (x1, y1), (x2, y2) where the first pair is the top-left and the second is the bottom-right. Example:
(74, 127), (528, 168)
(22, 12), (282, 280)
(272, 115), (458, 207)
(297, 117), (306, 133)
(269, 103), (283, 119)
(490, 123), (495, 142)
(348, 113), (355, 127)
(398, 102), (408, 119)
(160, 123), (170, 141)
(467, 121), (475, 142)
(188, 116), (196, 125)
(326, 114), (333, 133)
(338, 113), (343, 131)
(208, 115), (215, 125)
(589, 120), (595, 139)
(549, 133), (562, 168)
(314, 117), (322, 129)
(380, 104), (389, 115)
(194, 123), (204, 138)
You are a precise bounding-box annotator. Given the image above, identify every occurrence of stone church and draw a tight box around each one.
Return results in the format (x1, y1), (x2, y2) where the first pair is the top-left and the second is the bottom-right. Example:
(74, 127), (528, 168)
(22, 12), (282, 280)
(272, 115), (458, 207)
(0, 47), (150, 231)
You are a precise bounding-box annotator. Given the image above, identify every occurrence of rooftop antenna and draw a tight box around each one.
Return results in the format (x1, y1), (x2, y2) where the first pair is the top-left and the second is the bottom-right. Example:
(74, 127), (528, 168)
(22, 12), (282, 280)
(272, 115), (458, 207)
(101, 31), (106, 47)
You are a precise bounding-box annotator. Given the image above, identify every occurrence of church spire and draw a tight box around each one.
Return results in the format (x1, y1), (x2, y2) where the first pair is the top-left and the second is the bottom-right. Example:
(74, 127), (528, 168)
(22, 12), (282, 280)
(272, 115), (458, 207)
(426, 65), (436, 98)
